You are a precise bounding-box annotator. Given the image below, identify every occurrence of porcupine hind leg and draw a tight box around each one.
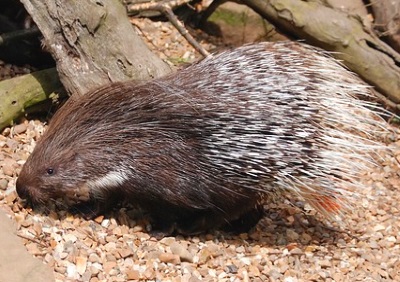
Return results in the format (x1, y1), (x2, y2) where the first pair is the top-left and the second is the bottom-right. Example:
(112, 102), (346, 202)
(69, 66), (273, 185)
(221, 204), (265, 233)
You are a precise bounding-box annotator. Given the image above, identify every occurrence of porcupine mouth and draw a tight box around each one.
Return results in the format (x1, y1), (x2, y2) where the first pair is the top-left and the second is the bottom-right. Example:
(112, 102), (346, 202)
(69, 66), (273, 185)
(16, 184), (56, 213)
(17, 194), (58, 215)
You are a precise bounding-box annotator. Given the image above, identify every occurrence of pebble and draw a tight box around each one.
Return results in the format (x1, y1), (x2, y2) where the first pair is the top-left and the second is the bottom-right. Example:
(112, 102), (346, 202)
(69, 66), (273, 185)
(104, 242), (116, 252)
(159, 253), (180, 264)
(103, 261), (117, 274)
(88, 253), (101, 263)
(25, 242), (42, 255)
(64, 233), (77, 243)
(13, 123), (27, 134)
(76, 256), (87, 275)
(2, 158), (16, 176)
(4, 190), (17, 203)
(286, 229), (300, 241)
(118, 247), (134, 258)
(0, 179), (8, 190)
(373, 224), (385, 232)
(81, 271), (92, 281)
(90, 263), (102, 275)
(126, 269), (140, 280)
(66, 263), (78, 279)
(170, 242), (193, 263)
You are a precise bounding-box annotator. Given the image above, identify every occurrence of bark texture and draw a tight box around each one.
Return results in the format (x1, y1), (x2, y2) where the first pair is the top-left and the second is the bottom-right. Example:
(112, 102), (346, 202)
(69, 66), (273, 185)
(371, 0), (400, 53)
(19, 0), (172, 96)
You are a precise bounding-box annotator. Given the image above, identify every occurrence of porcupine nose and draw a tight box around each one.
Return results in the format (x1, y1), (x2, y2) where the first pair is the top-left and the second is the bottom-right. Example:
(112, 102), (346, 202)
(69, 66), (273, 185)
(16, 177), (30, 200)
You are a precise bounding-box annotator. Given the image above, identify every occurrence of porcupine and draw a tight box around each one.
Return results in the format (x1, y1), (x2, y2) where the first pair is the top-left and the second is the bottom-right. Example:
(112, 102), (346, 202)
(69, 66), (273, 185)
(16, 41), (392, 235)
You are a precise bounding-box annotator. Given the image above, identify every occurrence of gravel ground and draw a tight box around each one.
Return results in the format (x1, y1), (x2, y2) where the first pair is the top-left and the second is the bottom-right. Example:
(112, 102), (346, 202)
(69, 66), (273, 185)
(1, 19), (400, 282)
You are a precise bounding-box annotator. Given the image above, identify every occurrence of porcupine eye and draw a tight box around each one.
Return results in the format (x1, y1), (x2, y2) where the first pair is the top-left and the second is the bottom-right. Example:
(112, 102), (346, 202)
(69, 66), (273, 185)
(46, 168), (55, 175)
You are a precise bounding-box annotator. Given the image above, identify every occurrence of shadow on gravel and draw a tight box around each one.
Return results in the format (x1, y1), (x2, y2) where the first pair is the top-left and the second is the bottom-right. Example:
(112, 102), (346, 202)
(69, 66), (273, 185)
(19, 197), (349, 248)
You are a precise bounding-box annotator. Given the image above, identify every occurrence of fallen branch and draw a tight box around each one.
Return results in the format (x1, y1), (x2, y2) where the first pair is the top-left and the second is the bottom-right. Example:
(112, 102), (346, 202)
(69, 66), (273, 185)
(0, 68), (65, 130)
(241, 0), (400, 106)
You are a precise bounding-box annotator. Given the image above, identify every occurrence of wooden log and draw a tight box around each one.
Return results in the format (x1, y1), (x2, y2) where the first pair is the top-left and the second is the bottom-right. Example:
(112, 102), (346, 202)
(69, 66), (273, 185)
(241, 0), (400, 106)
(0, 68), (65, 130)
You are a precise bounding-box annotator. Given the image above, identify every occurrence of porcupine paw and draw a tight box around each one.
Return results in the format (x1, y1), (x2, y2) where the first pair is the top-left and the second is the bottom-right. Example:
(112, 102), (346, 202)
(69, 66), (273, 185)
(221, 205), (264, 234)
(147, 217), (178, 239)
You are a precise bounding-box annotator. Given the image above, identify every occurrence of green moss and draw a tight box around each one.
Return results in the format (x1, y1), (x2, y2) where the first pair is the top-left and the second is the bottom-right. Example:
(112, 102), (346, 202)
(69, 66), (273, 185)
(208, 9), (248, 26)
(168, 57), (192, 66)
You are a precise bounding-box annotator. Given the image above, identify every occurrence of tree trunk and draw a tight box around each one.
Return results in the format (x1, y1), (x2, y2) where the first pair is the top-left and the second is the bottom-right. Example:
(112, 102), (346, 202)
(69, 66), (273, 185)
(19, 0), (172, 97)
